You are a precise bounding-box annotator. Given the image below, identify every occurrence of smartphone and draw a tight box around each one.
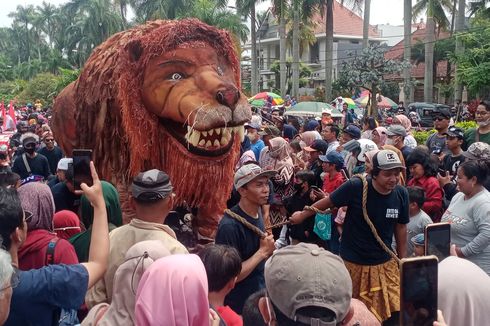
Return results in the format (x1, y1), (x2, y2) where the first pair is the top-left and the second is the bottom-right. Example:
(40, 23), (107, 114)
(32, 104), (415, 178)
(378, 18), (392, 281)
(73, 149), (93, 190)
(400, 256), (438, 326)
(425, 222), (451, 261)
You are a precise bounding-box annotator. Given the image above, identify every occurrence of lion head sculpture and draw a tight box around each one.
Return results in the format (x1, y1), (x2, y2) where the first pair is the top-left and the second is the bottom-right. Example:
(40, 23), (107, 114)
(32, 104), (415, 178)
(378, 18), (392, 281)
(51, 19), (251, 237)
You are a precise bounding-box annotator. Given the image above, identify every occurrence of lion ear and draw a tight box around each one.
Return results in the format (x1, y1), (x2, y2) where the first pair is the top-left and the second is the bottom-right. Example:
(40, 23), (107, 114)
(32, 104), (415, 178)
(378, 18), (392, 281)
(128, 40), (143, 62)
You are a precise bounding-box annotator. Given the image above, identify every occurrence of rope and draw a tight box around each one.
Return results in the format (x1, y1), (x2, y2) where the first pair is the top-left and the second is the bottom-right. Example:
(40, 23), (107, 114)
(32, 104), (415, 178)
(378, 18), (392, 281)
(265, 219), (291, 231)
(224, 209), (267, 239)
(304, 175), (401, 263)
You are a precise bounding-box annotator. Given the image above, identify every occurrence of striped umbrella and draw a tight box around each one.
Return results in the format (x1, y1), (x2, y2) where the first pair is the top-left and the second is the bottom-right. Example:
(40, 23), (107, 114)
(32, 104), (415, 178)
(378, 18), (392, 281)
(249, 92), (284, 106)
(357, 95), (397, 109)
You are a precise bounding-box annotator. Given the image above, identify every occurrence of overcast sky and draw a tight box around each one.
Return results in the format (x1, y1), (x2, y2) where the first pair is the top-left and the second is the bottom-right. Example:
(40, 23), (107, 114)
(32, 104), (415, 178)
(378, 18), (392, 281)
(0, 0), (406, 28)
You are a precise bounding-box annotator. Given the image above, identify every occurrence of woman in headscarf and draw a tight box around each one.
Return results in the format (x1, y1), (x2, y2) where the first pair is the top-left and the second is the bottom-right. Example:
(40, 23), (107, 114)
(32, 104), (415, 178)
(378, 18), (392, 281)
(361, 116), (378, 140)
(259, 137), (295, 238)
(371, 127), (388, 149)
(235, 137), (256, 171)
(300, 130), (322, 147)
(393, 115), (417, 149)
(135, 254), (215, 326)
(438, 256), (490, 325)
(69, 181), (123, 262)
(17, 182), (79, 270)
(82, 240), (171, 326)
(53, 210), (82, 240)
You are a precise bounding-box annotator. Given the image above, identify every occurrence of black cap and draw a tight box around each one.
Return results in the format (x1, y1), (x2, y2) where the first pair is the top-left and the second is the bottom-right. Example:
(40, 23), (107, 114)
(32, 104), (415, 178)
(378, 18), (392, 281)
(304, 139), (329, 154)
(444, 126), (464, 139)
(132, 169), (173, 202)
(435, 108), (451, 119)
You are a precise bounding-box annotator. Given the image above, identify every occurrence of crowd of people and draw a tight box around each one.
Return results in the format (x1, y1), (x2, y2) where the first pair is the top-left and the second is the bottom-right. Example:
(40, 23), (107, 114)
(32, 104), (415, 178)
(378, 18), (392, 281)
(0, 99), (489, 326)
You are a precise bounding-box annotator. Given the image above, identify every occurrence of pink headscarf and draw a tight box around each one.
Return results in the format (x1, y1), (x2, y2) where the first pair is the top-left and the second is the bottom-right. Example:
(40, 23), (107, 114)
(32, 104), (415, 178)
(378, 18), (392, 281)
(394, 115), (412, 134)
(18, 182), (55, 232)
(53, 210), (81, 240)
(135, 254), (210, 326)
(373, 127), (387, 147)
(300, 131), (321, 147)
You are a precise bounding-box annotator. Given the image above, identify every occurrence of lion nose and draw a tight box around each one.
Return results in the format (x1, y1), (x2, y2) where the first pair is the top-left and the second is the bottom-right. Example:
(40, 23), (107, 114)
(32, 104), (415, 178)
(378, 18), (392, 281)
(216, 86), (240, 108)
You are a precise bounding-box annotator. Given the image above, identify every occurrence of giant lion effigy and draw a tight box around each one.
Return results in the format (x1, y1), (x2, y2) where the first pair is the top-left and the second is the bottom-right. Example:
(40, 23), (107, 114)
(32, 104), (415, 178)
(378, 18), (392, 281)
(51, 19), (251, 238)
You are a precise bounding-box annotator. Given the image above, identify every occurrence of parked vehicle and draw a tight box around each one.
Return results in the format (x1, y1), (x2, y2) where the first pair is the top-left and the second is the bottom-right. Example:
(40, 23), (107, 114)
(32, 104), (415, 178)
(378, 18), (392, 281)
(407, 102), (452, 128)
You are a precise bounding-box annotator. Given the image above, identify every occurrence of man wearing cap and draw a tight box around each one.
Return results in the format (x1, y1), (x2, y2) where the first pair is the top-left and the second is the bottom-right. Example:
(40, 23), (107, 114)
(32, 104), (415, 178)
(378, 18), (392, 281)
(304, 139), (329, 188)
(245, 121), (265, 161)
(37, 132), (63, 177)
(12, 132), (50, 180)
(321, 108), (334, 129)
(426, 109), (451, 155)
(86, 169), (188, 308)
(48, 157), (73, 188)
(215, 164), (276, 314)
(291, 150), (409, 322)
(386, 124), (412, 161)
(258, 125), (280, 151)
(256, 243), (379, 326)
(440, 126), (465, 177)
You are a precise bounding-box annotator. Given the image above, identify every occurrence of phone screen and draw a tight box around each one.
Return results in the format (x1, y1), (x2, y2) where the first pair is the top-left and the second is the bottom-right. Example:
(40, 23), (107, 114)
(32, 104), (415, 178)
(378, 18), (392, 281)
(73, 149), (93, 190)
(400, 257), (438, 326)
(425, 224), (450, 261)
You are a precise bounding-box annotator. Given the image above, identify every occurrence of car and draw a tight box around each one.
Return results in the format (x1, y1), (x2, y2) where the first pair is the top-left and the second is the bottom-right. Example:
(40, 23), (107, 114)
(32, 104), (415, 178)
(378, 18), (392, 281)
(407, 102), (452, 128)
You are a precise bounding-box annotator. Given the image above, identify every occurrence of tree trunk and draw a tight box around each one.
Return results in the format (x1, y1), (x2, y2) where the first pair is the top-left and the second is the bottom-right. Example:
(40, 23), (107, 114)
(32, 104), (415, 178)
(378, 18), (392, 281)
(292, 1), (300, 98)
(120, 2), (127, 28)
(279, 13), (287, 96)
(424, 4), (435, 103)
(403, 0), (412, 103)
(454, 0), (465, 102)
(251, 4), (259, 95)
(362, 0), (371, 49)
(324, 0), (334, 102)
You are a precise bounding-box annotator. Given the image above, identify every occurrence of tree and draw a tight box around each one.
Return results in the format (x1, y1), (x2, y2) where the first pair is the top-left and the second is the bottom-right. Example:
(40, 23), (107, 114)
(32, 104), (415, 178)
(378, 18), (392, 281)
(339, 45), (409, 117)
(413, 0), (453, 102)
(453, 0), (466, 101)
(37, 2), (58, 49)
(341, 0), (371, 49)
(8, 5), (36, 63)
(404, 0), (413, 102)
(271, 0), (288, 97)
(320, 0), (334, 101)
(129, 0), (192, 20)
(270, 58), (312, 94)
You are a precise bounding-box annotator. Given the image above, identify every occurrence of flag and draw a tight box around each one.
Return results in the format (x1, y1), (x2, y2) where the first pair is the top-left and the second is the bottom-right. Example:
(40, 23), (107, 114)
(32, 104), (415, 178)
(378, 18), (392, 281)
(1, 102), (6, 130)
(8, 101), (16, 126)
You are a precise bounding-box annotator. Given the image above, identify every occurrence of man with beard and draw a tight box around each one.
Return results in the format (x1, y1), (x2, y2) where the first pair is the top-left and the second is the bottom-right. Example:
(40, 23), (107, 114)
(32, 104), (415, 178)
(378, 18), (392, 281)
(215, 164), (276, 314)
(37, 132), (63, 177)
(12, 133), (50, 180)
(426, 109), (451, 155)
(290, 149), (409, 323)
(464, 101), (490, 147)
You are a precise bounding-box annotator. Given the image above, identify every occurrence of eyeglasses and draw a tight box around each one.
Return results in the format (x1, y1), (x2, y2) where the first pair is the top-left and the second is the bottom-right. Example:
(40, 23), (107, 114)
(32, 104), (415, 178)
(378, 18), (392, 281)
(24, 210), (33, 223)
(0, 268), (20, 292)
(475, 111), (489, 116)
(44, 139), (54, 143)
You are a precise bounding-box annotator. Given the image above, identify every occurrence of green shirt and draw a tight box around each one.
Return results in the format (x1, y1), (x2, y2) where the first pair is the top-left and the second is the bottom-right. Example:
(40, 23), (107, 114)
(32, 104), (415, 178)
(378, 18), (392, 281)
(464, 128), (490, 149)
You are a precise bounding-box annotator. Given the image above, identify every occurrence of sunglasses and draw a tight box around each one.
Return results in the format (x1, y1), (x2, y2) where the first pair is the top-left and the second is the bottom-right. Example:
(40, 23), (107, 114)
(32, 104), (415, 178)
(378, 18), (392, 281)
(44, 139), (54, 143)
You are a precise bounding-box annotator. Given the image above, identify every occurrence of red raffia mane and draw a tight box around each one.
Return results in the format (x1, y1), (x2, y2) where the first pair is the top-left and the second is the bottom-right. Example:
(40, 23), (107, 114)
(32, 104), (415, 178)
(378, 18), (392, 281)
(61, 19), (242, 233)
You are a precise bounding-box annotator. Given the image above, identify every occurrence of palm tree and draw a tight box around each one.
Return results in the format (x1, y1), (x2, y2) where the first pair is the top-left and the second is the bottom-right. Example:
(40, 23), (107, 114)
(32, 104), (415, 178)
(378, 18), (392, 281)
(413, 0), (452, 102)
(37, 2), (58, 49)
(453, 0), (466, 102)
(404, 0), (412, 103)
(272, 0), (288, 96)
(341, 0), (371, 48)
(8, 5), (36, 63)
(113, 0), (128, 27)
(320, 0), (334, 101)
(129, 0), (191, 21)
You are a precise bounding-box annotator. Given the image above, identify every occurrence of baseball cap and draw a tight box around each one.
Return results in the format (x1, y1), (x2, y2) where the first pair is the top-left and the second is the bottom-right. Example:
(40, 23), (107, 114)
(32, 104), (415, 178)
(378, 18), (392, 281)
(322, 108), (332, 115)
(444, 126), (464, 139)
(57, 158), (73, 171)
(373, 149), (406, 170)
(132, 169), (173, 202)
(411, 233), (425, 246)
(385, 125), (407, 137)
(233, 164), (276, 189)
(304, 139), (329, 154)
(357, 139), (377, 162)
(463, 142), (490, 160)
(244, 122), (261, 130)
(435, 108), (451, 119)
(258, 125), (281, 137)
(342, 124), (361, 139)
(319, 151), (344, 168)
(265, 243), (352, 325)
(20, 132), (39, 145)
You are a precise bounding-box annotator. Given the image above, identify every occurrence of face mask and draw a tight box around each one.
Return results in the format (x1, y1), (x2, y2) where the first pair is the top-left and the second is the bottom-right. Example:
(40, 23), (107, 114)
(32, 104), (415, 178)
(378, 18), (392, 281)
(247, 133), (256, 142)
(385, 138), (395, 146)
(24, 147), (35, 154)
(477, 119), (490, 128)
(293, 183), (303, 191)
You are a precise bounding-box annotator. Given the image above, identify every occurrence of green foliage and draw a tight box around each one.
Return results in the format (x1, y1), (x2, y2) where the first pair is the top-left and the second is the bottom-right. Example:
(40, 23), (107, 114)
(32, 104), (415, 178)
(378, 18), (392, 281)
(0, 80), (27, 102)
(270, 58), (312, 94)
(454, 120), (477, 130)
(54, 68), (81, 94)
(16, 73), (59, 106)
(454, 16), (490, 95)
(413, 129), (436, 144)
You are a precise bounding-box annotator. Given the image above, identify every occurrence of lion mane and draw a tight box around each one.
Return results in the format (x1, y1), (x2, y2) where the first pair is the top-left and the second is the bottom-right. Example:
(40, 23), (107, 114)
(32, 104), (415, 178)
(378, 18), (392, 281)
(52, 19), (247, 237)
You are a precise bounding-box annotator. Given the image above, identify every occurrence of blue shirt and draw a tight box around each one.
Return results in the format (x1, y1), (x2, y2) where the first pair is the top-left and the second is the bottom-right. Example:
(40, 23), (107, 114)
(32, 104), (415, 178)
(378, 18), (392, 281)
(6, 264), (89, 326)
(250, 139), (265, 161)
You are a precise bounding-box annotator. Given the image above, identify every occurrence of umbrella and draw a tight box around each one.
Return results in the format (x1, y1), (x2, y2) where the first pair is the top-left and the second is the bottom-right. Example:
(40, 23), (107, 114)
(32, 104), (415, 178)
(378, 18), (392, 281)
(249, 99), (267, 107)
(343, 97), (357, 109)
(357, 95), (397, 109)
(285, 102), (342, 118)
(250, 92), (284, 105)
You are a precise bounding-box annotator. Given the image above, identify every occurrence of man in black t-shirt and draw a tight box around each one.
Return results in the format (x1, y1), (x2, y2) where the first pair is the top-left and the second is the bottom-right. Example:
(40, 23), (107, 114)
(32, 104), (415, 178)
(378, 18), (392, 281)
(37, 132), (63, 177)
(215, 164), (276, 314)
(11, 133), (50, 180)
(291, 149), (409, 323)
(440, 126), (465, 176)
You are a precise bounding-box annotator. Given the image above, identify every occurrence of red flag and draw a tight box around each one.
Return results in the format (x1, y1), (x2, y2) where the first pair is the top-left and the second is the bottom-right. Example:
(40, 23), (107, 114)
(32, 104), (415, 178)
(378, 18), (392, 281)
(1, 102), (6, 130)
(8, 101), (16, 126)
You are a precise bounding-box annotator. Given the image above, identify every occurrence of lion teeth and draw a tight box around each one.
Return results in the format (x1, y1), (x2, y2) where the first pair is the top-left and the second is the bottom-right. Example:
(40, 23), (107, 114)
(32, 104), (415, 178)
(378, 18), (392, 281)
(209, 129), (214, 136)
(191, 130), (200, 146)
(212, 139), (219, 147)
(216, 128), (222, 136)
(206, 140), (212, 147)
(202, 131), (208, 137)
(236, 126), (244, 141)
(199, 139), (205, 146)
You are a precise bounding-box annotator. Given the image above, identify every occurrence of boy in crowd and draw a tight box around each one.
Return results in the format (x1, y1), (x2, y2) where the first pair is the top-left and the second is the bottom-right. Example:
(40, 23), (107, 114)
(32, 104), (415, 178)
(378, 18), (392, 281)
(406, 186), (433, 257)
(411, 234), (425, 257)
(199, 244), (243, 326)
(441, 126), (466, 176)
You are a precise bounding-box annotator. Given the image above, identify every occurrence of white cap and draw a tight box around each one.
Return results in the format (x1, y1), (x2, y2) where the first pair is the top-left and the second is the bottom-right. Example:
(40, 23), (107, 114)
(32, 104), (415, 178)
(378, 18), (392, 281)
(57, 158), (73, 171)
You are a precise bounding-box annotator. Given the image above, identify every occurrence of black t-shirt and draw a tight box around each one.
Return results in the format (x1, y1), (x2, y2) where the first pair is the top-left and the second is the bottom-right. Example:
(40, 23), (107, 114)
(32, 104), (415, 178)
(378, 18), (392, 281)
(38, 146), (63, 176)
(310, 162), (324, 188)
(215, 205), (265, 314)
(51, 182), (80, 213)
(441, 153), (465, 176)
(400, 145), (412, 162)
(12, 153), (51, 179)
(330, 177), (409, 265)
(284, 189), (317, 243)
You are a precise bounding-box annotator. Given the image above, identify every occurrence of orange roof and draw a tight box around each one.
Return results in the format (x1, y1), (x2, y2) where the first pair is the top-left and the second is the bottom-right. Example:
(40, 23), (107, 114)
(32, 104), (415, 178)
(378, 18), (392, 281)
(306, 0), (380, 38)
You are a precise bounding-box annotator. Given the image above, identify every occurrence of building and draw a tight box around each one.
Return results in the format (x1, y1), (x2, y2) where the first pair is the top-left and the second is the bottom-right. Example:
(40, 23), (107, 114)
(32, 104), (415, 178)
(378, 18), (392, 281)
(243, 0), (384, 94)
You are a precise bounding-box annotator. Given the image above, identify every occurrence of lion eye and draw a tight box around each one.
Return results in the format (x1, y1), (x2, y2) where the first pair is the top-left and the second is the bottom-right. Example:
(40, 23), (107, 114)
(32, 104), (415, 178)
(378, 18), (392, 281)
(170, 73), (184, 80)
